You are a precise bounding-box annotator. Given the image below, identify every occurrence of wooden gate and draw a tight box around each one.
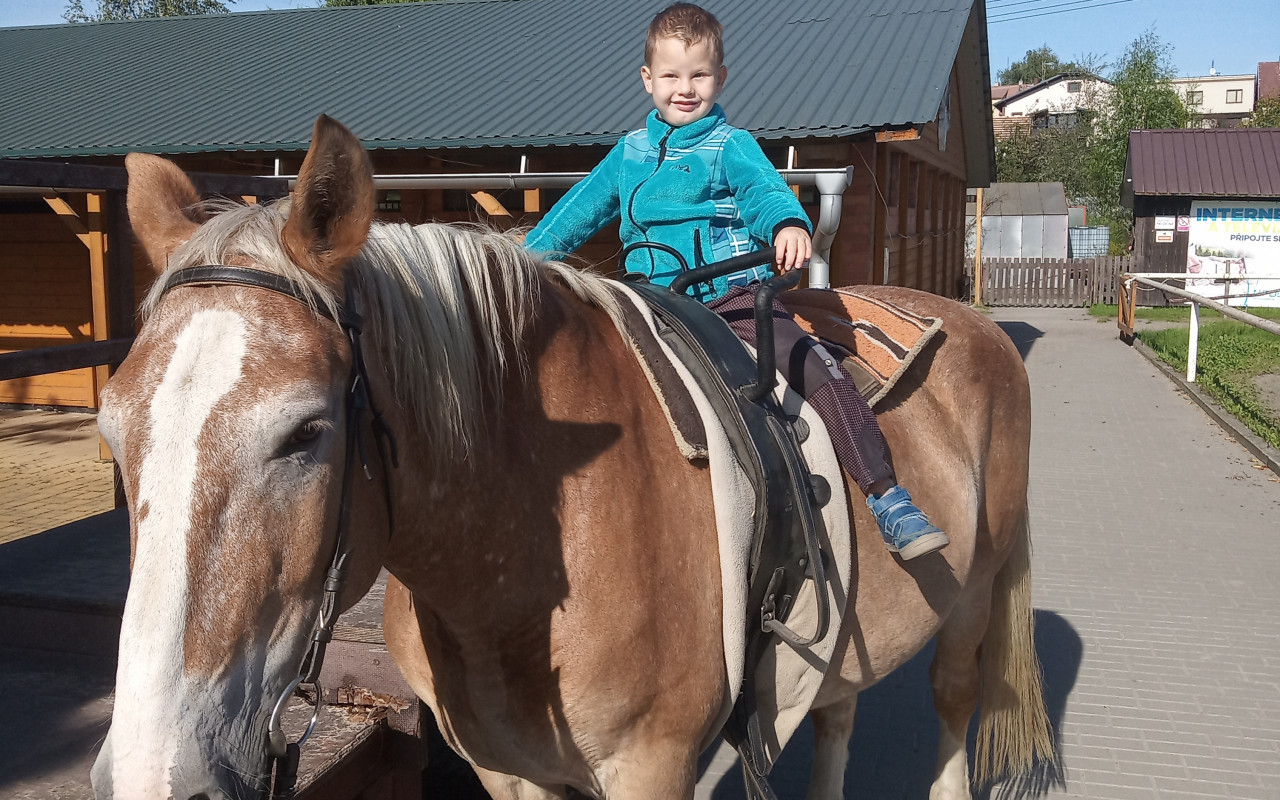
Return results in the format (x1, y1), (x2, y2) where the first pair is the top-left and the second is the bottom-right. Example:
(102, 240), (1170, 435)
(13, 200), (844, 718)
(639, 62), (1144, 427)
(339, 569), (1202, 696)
(980, 256), (1131, 307)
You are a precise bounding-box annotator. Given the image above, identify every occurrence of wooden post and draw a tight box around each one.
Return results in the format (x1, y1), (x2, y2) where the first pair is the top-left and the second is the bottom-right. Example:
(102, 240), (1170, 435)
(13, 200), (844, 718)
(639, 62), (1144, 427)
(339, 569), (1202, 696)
(895, 154), (910, 287)
(973, 186), (984, 306)
(87, 192), (112, 461)
(871, 144), (888, 286)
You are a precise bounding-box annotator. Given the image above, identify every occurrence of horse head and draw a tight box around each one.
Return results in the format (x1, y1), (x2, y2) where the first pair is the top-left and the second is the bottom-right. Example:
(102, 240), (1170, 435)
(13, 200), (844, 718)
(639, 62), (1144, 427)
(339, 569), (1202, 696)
(91, 116), (388, 799)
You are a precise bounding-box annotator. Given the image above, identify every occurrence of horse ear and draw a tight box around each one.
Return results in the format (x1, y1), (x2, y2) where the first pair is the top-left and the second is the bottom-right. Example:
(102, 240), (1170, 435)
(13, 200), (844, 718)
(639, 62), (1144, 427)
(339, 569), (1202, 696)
(125, 152), (207, 275)
(282, 115), (375, 289)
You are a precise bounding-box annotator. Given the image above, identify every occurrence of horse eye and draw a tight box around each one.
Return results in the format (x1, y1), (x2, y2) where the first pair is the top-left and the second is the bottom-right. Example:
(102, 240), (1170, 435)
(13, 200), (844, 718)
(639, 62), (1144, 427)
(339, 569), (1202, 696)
(288, 419), (329, 447)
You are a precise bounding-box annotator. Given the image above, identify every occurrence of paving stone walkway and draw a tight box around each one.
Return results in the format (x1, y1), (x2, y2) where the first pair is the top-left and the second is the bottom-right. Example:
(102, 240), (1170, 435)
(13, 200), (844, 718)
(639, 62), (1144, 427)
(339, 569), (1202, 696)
(0, 409), (115, 545)
(696, 307), (1280, 799)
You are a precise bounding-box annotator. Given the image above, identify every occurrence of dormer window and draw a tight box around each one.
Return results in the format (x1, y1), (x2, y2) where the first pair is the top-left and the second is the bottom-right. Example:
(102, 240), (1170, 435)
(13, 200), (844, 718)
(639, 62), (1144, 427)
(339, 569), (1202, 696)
(1067, 81), (1082, 93)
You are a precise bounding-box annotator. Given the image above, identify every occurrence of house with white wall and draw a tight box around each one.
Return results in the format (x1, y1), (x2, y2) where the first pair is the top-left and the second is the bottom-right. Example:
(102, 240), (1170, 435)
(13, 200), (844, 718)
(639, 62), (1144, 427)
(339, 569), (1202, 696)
(1171, 72), (1255, 127)
(993, 73), (1111, 122)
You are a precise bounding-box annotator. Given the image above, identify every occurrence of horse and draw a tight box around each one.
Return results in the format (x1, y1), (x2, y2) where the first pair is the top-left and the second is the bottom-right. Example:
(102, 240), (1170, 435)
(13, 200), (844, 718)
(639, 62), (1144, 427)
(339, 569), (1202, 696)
(91, 115), (1052, 800)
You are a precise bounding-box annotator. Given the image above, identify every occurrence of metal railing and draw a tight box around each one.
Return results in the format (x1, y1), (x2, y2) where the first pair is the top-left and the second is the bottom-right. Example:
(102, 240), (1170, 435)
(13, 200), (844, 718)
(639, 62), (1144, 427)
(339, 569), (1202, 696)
(1119, 273), (1280, 382)
(279, 167), (855, 290)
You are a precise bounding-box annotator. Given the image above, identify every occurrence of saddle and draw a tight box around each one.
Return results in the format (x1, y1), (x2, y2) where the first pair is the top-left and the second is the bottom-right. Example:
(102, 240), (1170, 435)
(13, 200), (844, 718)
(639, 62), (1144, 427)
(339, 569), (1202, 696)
(620, 263), (831, 800)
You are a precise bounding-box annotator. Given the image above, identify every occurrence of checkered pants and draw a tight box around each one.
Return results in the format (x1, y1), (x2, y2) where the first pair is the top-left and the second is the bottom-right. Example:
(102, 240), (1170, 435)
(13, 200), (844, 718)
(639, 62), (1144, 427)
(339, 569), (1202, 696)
(706, 285), (895, 494)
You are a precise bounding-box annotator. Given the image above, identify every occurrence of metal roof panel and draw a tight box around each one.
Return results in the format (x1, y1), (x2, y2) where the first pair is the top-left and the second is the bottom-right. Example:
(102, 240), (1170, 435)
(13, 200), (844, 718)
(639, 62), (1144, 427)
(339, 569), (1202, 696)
(1126, 128), (1280, 201)
(0, 0), (975, 157)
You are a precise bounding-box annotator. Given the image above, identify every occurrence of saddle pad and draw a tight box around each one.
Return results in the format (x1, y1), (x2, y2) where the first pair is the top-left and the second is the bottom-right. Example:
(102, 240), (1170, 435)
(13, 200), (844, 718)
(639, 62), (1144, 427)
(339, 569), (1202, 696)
(608, 281), (853, 768)
(779, 288), (942, 407)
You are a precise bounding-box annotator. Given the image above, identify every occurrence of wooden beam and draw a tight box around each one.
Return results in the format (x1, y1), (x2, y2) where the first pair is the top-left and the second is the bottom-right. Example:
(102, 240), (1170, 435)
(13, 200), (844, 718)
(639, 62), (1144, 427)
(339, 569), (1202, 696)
(42, 193), (91, 247)
(0, 158), (287, 198)
(875, 127), (921, 143)
(87, 192), (112, 458)
(941, 175), (955, 297)
(471, 191), (511, 217)
(895, 154), (910, 287)
(524, 188), (542, 213)
(106, 190), (136, 340)
(871, 144), (887, 286)
(0, 338), (134, 382)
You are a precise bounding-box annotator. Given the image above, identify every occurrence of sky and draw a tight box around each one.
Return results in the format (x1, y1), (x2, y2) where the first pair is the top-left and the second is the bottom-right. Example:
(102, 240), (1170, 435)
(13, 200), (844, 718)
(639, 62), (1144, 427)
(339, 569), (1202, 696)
(2, 0), (1279, 81)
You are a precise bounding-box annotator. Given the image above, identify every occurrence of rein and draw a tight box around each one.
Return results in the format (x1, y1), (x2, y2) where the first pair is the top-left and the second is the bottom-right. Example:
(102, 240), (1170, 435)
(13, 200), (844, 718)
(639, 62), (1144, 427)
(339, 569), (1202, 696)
(158, 265), (398, 800)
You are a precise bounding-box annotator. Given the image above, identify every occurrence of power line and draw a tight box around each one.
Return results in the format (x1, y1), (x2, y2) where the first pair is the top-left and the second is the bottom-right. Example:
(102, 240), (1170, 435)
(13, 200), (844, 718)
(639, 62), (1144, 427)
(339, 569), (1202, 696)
(990, 0), (1134, 23)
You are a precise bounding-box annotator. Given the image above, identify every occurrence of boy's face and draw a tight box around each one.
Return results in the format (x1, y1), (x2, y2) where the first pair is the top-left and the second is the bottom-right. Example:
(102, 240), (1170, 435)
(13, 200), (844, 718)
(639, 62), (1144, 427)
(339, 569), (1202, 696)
(640, 36), (727, 127)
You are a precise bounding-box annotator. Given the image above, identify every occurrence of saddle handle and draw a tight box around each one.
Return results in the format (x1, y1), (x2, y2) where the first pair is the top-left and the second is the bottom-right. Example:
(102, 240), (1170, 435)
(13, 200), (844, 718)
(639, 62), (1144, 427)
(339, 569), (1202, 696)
(741, 269), (805, 403)
(669, 247), (778, 296)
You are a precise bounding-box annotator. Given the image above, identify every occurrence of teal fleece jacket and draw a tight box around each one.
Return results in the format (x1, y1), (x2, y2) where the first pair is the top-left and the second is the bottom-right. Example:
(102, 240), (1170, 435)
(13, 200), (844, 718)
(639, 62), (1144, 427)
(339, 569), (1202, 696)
(525, 104), (810, 302)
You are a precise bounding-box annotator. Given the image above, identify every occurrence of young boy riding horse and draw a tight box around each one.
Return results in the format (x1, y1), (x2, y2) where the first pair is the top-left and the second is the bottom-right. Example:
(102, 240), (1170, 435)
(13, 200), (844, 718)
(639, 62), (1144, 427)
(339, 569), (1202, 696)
(526, 2), (947, 559)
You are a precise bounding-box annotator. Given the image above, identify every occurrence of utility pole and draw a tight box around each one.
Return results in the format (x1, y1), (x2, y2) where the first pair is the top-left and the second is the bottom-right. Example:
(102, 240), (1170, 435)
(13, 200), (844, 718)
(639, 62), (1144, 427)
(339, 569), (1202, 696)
(973, 186), (984, 306)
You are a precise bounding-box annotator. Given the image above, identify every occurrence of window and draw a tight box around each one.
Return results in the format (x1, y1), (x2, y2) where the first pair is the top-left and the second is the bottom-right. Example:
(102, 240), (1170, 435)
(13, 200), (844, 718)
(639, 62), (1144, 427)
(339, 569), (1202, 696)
(1187, 90), (1203, 105)
(1067, 81), (1082, 93)
(376, 189), (401, 212)
(1226, 88), (1243, 104)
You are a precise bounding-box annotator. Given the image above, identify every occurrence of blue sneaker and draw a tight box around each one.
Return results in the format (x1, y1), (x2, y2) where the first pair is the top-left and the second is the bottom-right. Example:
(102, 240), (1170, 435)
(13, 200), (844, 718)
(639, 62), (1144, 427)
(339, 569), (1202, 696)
(867, 486), (949, 560)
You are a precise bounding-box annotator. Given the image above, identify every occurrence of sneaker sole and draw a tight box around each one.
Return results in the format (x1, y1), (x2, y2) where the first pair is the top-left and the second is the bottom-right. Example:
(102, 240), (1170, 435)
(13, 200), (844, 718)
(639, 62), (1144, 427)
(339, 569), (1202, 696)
(892, 531), (950, 561)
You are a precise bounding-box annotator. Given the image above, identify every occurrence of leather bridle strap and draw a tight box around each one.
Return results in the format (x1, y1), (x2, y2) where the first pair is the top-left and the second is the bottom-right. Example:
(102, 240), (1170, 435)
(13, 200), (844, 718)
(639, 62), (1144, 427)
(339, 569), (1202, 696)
(158, 266), (398, 799)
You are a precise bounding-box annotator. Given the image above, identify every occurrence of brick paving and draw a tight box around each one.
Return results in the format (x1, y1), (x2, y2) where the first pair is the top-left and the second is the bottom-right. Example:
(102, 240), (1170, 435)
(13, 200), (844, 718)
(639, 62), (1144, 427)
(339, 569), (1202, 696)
(0, 409), (115, 545)
(697, 307), (1280, 798)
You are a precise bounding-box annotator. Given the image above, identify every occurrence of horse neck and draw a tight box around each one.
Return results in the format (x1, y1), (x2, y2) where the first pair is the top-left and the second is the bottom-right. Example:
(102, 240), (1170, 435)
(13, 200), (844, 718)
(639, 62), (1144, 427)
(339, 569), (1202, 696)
(378, 274), (608, 625)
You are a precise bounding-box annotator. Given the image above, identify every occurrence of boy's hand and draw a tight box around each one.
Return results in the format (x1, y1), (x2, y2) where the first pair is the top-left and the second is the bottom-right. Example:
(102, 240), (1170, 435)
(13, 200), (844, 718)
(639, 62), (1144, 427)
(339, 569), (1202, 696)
(774, 227), (812, 272)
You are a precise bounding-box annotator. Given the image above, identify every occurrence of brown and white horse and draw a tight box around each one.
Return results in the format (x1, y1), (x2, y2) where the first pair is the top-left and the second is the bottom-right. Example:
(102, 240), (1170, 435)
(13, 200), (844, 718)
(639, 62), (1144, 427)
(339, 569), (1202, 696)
(92, 116), (1052, 800)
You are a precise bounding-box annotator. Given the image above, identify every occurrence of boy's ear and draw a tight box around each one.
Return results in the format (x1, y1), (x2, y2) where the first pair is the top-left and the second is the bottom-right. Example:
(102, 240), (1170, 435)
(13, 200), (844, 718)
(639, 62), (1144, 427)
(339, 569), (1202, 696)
(640, 64), (653, 94)
(717, 64), (728, 92)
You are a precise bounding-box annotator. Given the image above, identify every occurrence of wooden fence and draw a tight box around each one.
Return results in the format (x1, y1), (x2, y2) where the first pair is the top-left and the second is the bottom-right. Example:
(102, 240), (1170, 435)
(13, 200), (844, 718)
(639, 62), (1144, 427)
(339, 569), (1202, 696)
(978, 256), (1131, 307)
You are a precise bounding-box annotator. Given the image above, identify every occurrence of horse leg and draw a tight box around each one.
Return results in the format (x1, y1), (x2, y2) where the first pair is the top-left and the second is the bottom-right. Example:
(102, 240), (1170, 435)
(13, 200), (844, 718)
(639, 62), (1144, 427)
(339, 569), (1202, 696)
(927, 586), (989, 800)
(805, 692), (858, 800)
(598, 750), (698, 800)
(470, 766), (567, 800)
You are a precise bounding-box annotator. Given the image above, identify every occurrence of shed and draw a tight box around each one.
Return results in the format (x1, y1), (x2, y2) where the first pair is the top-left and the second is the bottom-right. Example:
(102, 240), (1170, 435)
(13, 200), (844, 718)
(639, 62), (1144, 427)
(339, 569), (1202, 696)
(1122, 128), (1280, 307)
(1, 0), (996, 408)
(966, 182), (1069, 259)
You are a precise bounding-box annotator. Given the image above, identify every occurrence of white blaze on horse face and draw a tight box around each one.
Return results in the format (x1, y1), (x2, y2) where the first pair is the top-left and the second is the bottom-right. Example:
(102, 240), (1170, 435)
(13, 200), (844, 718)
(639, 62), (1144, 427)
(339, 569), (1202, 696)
(111, 308), (247, 798)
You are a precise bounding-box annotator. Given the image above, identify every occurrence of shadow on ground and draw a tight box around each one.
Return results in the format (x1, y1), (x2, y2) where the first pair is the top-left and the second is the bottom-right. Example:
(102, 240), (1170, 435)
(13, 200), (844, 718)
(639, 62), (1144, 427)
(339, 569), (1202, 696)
(700, 609), (1082, 799)
(995, 321), (1045, 363)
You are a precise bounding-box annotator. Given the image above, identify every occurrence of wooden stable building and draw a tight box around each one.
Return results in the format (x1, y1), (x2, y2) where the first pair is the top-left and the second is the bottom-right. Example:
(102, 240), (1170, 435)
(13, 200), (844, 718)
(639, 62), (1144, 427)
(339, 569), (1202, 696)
(0, 0), (995, 409)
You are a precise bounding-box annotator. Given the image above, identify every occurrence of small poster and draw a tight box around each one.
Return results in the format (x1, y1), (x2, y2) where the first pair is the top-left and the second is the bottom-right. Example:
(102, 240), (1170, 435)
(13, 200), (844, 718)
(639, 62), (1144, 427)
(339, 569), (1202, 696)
(1177, 215), (1191, 232)
(1155, 216), (1176, 230)
(1155, 230), (1174, 243)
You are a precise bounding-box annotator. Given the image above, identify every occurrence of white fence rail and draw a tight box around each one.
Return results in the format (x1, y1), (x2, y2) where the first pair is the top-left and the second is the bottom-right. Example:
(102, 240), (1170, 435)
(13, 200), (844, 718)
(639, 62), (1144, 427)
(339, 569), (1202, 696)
(1119, 273), (1280, 382)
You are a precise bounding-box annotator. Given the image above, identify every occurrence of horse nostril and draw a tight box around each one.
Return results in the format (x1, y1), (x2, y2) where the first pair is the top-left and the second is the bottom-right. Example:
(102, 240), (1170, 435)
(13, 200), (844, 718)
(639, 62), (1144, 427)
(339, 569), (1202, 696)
(188, 794), (211, 800)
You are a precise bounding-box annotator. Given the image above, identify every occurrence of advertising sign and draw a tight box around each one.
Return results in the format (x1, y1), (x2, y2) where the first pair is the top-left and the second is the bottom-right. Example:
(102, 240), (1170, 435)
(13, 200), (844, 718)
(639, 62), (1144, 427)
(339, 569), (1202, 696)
(1155, 231), (1174, 243)
(1155, 216), (1176, 230)
(1186, 201), (1280, 308)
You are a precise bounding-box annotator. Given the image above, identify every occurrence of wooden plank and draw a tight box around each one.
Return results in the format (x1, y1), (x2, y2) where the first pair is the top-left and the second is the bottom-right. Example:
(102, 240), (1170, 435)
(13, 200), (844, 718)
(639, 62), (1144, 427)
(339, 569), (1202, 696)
(895, 154), (910, 287)
(0, 338), (134, 381)
(41, 194), (91, 247)
(875, 128), (921, 142)
(871, 144), (887, 287)
(107, 190), (136, 340)
(470, 191), (510, 217)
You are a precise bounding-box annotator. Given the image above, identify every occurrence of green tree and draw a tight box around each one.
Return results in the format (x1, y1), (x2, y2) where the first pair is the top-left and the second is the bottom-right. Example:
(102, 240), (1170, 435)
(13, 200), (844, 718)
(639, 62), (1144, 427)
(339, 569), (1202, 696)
(995, 120), (1093, 201)
(1241, 96), (1280, 128)
(64, 0), (231, 21)
(1085, 31), (1194, 252)
(997, 45), (1101, 85)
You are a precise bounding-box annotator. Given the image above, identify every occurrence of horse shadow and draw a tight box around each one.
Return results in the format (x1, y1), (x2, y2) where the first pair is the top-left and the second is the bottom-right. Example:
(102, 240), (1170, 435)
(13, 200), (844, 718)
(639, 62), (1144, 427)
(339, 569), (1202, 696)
(698, 609), (1082, 799)
(994, 321), (1045, 363)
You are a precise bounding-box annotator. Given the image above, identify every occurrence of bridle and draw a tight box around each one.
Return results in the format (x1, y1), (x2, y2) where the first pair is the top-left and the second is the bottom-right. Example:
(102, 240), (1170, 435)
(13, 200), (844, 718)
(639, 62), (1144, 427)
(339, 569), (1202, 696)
(157, 265), (398, 800)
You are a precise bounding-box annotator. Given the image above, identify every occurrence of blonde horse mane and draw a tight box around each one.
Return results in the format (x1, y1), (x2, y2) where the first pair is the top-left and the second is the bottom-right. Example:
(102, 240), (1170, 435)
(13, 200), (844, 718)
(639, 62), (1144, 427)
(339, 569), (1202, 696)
(144, 198), (623, 468)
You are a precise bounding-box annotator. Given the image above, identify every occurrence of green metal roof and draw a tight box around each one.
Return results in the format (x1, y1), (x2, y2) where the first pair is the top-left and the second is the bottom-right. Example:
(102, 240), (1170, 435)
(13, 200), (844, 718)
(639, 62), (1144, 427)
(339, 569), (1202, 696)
(0, 0), (987, 159)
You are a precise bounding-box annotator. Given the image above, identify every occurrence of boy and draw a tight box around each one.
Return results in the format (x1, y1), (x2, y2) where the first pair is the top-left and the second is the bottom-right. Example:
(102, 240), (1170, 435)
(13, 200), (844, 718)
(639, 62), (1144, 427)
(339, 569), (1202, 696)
(525, 3), (947, 560)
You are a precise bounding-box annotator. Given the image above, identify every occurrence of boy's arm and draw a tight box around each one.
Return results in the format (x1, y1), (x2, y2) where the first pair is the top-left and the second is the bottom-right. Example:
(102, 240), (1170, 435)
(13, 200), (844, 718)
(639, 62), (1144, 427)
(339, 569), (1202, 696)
(525, 138), (625, 258)
(723, 129), (812, 244)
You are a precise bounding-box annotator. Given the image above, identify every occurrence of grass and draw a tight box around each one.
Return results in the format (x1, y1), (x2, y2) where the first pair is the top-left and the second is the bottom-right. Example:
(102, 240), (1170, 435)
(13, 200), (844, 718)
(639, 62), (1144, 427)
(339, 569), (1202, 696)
(1137, 319), (1280, 450)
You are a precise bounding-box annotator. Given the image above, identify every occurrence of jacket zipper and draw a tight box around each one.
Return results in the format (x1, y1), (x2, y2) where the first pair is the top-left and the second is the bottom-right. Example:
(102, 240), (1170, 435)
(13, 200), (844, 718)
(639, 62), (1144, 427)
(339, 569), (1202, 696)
(626, 127), (674, 276)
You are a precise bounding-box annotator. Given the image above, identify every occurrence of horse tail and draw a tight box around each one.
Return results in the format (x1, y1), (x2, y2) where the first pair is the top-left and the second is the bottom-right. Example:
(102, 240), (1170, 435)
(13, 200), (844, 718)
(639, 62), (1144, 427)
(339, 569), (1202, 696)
(974, 502), (1055, 785)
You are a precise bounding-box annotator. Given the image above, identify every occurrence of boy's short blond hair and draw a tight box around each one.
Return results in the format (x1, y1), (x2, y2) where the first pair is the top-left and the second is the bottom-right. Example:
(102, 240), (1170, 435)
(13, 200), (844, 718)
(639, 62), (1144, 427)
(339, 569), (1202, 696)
(645, 3), (724, 67)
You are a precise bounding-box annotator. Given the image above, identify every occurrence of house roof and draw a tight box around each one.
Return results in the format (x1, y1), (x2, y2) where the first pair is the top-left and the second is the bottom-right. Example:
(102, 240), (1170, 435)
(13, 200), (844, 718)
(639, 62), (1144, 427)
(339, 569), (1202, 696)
(1259, 61), (1280, 101)
(993, 72), (1106, 109)
(0, 0), (989, 163)
(980, 182), (1068, 216)
(1122, 128), (1280, 207)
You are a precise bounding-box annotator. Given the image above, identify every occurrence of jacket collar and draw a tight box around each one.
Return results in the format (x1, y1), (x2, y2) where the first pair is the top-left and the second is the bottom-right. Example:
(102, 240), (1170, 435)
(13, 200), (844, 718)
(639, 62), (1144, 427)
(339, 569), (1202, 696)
(646, 104), (727, 148)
